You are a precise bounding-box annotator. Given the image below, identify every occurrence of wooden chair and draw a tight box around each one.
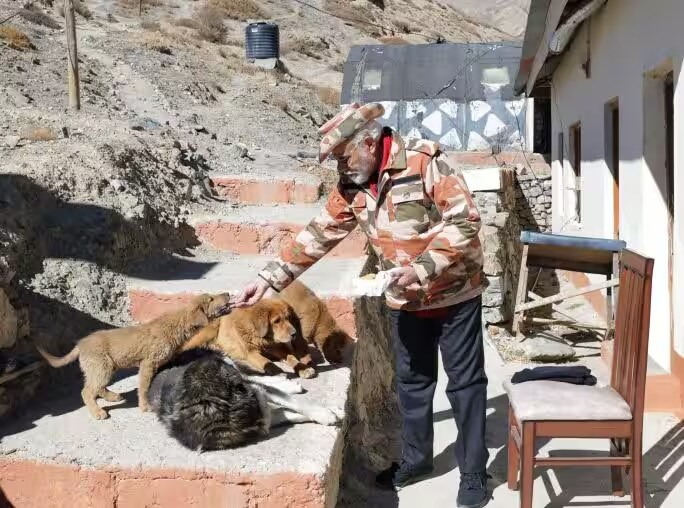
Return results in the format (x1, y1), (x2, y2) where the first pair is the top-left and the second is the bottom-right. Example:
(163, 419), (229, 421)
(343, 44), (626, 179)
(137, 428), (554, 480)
(505, 249), (654, 508)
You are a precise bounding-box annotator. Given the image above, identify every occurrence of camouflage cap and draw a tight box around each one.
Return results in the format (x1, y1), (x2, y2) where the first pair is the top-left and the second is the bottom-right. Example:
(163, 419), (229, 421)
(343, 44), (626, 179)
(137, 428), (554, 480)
(318, 102), (385, 162)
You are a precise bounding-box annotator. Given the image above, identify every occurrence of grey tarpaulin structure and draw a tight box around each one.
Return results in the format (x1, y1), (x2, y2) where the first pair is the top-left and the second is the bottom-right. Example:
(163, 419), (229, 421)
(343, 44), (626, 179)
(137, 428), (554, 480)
(339, 42), (533, 152)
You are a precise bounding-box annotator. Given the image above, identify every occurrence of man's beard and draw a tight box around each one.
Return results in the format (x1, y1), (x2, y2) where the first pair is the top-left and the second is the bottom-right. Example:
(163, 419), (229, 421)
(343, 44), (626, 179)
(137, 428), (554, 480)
(340, 157), (377, 185)
(347, 167), (375, 185)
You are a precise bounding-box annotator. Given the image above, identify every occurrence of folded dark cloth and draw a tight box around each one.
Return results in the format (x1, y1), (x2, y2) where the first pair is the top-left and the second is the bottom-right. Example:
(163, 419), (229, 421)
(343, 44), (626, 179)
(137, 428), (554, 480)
(511, 366), (597, 386)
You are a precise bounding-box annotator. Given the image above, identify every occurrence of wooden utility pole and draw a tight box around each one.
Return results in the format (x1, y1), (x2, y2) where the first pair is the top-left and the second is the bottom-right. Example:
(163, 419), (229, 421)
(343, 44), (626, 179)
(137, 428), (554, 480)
(139, 0), (143, 17)
(64, 0), (80, 110)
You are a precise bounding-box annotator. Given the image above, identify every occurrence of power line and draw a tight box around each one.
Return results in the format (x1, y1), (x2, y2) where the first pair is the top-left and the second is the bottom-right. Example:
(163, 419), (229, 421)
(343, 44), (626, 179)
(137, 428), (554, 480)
(1, 1), (37, 25)
(0, 10), (24, 25)
(288, 0), (442, 43)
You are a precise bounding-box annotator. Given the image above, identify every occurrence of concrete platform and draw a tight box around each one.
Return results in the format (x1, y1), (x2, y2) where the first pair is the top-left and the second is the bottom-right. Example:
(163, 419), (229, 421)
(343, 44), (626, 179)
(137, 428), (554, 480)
(0, 361), (351, 507)
(126, 252), (366, 334)
(190, 205), (367, 258)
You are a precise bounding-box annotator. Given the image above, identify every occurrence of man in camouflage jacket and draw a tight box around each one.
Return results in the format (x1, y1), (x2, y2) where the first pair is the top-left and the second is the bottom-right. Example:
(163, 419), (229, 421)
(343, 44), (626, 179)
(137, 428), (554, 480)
(234, 103), (490, 508)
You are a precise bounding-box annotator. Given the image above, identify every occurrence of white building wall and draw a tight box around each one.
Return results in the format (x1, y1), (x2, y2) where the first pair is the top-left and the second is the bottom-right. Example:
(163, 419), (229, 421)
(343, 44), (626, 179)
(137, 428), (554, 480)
(549, 0), (684, 371)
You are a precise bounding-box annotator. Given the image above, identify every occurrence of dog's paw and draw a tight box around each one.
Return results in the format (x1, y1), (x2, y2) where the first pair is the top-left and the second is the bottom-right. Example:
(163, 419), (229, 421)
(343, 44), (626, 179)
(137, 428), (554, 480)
(309, 407), (342, 426)
(264, 363), (284, 376)
(297, 367), (317, 379)
(330, 407), (346, 420)
(91, 409), (110, 420)
(101, 391), (124, 403)
(138, 402), (152, 413)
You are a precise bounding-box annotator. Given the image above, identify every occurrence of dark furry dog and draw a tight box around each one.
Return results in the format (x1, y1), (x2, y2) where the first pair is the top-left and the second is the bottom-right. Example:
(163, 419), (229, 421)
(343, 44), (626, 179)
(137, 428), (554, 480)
(148, 349), (343, 451)
(147, 348), (268, 451)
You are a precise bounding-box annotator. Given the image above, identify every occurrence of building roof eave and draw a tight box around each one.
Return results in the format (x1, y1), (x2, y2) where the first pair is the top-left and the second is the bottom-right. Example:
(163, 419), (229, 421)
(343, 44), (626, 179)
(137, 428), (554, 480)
(516, 0), (607, 96)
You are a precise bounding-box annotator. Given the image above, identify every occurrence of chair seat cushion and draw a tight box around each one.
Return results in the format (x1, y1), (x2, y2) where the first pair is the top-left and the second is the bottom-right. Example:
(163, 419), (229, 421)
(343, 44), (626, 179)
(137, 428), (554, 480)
(503, 379), (632, 422)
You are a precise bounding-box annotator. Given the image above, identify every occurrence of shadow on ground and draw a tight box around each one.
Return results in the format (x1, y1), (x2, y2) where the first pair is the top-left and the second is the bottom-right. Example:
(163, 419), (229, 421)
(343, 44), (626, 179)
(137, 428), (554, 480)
(488, 412), (683, 508)
(0, 174), (213, 427)
(0, 174), (208, 282)
(0, 487), (14, 507)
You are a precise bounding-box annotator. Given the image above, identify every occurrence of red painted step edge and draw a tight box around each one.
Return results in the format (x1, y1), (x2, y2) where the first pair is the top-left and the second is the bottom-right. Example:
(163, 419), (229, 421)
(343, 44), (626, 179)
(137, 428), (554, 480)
(212, 177), (322, 205)
(0, 459), (327, 508)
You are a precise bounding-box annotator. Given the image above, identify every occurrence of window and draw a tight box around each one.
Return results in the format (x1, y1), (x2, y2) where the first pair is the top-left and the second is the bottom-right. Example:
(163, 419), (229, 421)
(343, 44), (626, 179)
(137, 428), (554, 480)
(605, 99), (620, 238)
(567, 123), (582, 222)
(362, 68), (382, 91)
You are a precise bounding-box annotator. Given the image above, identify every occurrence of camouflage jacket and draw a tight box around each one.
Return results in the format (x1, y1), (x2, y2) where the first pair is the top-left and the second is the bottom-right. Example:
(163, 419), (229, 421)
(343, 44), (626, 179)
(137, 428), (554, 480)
(258, 131), (484, 311)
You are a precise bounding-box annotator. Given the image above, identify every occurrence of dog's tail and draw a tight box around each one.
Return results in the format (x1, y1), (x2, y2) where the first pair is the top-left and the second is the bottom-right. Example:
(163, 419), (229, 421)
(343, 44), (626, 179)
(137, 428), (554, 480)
(36, 345), (80, 368)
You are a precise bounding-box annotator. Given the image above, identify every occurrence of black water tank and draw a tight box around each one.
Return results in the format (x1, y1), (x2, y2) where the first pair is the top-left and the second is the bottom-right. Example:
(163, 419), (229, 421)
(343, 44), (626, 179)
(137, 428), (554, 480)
(245, 22), (279, 60)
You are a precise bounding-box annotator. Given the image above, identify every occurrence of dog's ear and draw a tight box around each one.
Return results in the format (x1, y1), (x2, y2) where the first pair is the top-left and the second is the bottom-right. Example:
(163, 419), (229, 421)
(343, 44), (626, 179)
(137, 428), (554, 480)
(190, 294), (212, 313)
(255, 309), (270, 338)
(188, 307), (210, 331)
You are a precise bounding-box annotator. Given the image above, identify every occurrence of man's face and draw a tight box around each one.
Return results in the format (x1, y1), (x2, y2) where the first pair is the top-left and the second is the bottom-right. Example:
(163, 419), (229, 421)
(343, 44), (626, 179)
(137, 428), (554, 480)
(332, 137), (379, 185)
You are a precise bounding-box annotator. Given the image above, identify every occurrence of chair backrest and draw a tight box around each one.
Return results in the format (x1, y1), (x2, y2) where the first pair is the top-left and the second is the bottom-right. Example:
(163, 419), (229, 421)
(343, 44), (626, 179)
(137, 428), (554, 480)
(610, 249), (655, 419)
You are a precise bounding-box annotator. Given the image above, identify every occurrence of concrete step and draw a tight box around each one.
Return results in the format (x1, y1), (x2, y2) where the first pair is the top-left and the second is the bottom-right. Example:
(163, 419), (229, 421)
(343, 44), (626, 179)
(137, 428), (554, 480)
(0, 361), (350, 507)
(211, 172), (323, 205)
(126, 252), (367, 336)
(190, 204), (367, 258)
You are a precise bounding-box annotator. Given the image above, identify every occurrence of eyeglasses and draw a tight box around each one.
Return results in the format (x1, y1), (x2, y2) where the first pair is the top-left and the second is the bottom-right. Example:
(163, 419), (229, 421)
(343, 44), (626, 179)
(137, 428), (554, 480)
(329, 154), (351, 165)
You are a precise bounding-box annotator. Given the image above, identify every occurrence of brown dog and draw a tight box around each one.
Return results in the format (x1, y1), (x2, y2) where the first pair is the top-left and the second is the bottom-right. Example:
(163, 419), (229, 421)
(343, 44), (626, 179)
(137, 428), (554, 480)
(180, 297), (316, 378)
(36, 293), (232, 420)
(277, 280), (356, 365)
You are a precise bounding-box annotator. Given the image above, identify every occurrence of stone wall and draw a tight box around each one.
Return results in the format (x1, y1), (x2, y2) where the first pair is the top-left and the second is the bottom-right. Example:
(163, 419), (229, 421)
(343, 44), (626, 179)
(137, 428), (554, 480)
(466, 162), (553, 327)
(337, 254), (400, 507)
(514, 166), (553, 232)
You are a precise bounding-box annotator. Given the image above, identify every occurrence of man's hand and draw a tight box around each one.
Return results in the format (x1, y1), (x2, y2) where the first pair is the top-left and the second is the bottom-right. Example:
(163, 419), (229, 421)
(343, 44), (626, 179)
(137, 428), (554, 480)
(233, 277), (271, 308)
(387, 266), (420, 288)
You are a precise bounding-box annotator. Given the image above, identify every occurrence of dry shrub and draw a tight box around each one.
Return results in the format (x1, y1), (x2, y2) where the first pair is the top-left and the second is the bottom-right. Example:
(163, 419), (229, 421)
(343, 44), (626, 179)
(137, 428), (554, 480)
(208, 0), (266, 21)
(394, 19), (416, 34)
(194, 6), (227, 43)
(283, 35), (329, 59)
(317, 86), (340, 106)
(140, 32), (173, 54)
(0, 26), (35, 51)
(20, 127), (58, 141)
(225, 36), (244, 47)
(272, 97), (289, 112)
(55, 0), (91, 19)
(141, 20), (161, 31)
(73, 0), (92, 19)
(118, 0), (163, 10)
(218, 45), (241, 60)
(174, 17), (201, 30)
(324, 0), (376, 34)
(19, 8), (61, 29)
(330, 59), (345, 73)
(379, 35), (408, 45)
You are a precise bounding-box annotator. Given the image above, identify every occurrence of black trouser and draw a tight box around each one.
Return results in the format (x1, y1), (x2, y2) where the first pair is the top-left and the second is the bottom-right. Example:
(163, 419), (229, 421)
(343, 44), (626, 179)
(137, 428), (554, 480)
(389, 295), (489, 473)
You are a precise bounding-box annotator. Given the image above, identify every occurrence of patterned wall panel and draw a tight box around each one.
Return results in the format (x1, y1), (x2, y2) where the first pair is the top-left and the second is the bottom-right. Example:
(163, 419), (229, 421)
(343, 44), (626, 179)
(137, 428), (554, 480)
(344, 94), (528, 152)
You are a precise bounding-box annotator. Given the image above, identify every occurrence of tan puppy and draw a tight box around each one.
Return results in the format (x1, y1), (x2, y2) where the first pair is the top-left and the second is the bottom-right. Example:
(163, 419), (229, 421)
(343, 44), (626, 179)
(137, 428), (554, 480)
(36, 293), (232, 420)
(181, 298), (316, 378)
(277, 280), (356, 365)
